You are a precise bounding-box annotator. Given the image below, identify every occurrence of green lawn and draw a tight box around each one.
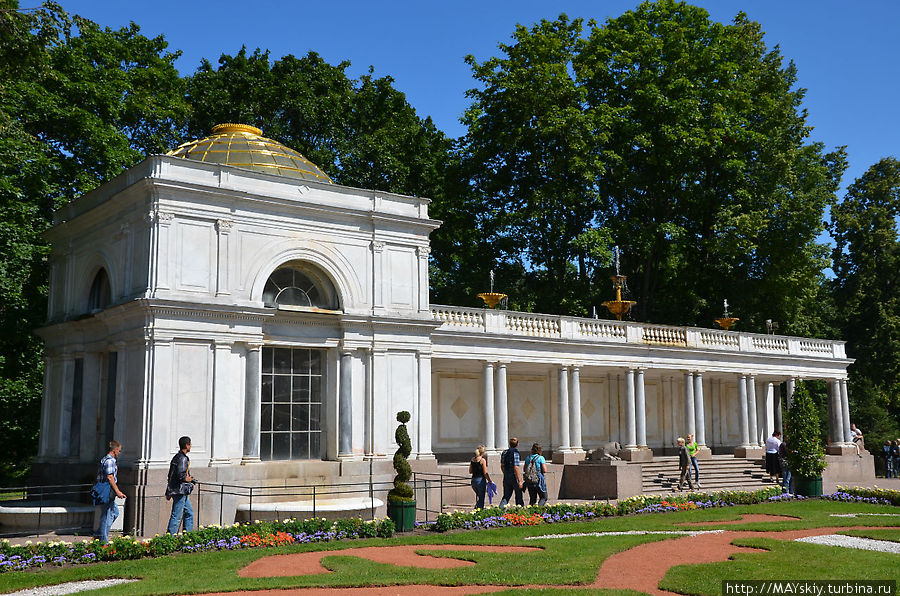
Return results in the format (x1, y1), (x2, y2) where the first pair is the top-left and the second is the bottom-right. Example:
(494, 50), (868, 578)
(0, 500), (897, 595)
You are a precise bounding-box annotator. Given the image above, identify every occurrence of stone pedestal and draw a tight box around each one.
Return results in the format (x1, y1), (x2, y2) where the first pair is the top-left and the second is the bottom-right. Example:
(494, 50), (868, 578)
(552, 450), (586, 465)
(618, 447), (654, 462)
(694, 446), (713, 460)
(826, 444), (857, 456)
(734, 446), (764, 459)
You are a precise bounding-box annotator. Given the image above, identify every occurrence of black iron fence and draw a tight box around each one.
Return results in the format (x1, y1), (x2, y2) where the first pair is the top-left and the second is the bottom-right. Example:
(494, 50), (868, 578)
(0, 473), (470, 538)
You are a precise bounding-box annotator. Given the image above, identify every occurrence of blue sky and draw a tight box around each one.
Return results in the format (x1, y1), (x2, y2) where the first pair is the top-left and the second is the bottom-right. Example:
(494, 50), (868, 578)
(59, 0), (899, 197)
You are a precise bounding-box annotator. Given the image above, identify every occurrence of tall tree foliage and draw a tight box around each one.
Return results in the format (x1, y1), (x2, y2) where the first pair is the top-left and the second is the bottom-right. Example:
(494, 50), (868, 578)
(454, 1), (845, 331)
(0, 0), (187, 480)
(830, 158), (900, 443)
(185, 48), (449, 199)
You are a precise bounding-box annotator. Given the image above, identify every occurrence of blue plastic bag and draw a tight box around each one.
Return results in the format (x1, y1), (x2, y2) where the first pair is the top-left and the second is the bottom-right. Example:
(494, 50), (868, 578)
(486, 481), (498, 504)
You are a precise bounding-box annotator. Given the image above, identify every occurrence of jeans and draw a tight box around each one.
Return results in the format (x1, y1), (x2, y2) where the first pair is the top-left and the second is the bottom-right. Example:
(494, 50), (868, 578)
(678, 466), (694, 490)
(525, 482), (547, 506)
(690, 456), (700, 483)
(782, 466), (792, 492)
(471, 477), (486, 509)
(95, 499), (118, 543)
(167, 494), (195, 534)
(499, 474), (524, 508)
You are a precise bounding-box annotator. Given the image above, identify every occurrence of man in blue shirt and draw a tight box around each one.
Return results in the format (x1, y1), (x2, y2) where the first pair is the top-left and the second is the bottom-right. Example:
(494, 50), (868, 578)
(93, 441), (126, 543)
(499, 437), (524, 508)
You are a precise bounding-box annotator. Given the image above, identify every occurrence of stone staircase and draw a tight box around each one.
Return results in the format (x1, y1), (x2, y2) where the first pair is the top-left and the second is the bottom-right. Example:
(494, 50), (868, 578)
(637, 455), (780, 494)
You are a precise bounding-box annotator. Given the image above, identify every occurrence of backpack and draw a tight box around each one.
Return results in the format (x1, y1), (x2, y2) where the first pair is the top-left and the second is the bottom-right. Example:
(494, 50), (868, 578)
(523, 455), (540, 485)
(501, 449), (514, 472)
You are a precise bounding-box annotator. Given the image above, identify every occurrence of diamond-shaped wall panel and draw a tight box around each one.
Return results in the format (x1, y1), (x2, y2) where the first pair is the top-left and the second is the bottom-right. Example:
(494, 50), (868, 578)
(451, 396), (469, 419)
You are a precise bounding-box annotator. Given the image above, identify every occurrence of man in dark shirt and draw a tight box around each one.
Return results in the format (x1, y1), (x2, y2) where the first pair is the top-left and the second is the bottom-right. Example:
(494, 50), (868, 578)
(676, 437), (694, 491)
(499, 437), (524, 508)
(166, 436), (195, 534)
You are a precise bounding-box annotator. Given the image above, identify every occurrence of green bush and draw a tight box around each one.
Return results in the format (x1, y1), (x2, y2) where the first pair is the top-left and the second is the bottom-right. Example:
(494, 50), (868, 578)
(387, 410), (414, 503)
(785, 381), (828, 478)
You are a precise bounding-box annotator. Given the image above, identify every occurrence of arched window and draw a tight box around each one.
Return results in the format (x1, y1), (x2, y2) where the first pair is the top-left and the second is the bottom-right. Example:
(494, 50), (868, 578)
(262, 263), (339, 310)
(87, 269), (111, 312)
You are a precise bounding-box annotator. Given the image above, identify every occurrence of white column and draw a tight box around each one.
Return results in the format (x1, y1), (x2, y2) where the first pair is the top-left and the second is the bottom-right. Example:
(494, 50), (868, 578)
(338, 350), (353, 458)
(416, 351), (433, 459)
(840, 379), (852, 444)
(693, 372), (706, 447)
(684, 372), (695, 437)
(737, 374), (750, 447)
(764, 382), (775, 438)
(635, 369), (647, 448)
(58, 355), (75, 458)
(569, 366), (583, 451)
(557, 366), (571, 452)
(829, 379), (844, 446)
(494, 362), (508, 451)
(482, 362), (495, 450)
(241, 344), (262, 463)
(746, 375), (759, 445)
(364, 349), (374, 457)
(786, 378), (796, 410)
(774, 382), (783, 434)
(624, 370), (636, 449)
(214, 219), (232, 296)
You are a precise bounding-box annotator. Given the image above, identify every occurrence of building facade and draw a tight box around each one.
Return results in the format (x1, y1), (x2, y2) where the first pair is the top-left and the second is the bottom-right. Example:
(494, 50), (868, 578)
(35, 125), (861, 527)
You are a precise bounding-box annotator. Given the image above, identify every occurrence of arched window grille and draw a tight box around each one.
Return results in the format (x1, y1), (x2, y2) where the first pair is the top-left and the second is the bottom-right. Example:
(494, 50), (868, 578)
(262, 263), (338, 310)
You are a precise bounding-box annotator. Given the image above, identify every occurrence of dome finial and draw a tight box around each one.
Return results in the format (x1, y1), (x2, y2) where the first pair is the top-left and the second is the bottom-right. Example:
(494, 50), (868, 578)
(211, 123), (263, 135)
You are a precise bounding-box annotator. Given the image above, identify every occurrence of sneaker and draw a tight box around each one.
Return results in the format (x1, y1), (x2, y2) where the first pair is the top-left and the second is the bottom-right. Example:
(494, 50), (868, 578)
(696, 483), (702, 489)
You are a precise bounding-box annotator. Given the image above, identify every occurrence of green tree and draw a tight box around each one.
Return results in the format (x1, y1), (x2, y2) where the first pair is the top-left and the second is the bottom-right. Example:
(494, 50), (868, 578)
(0, 0), (187, 480)
(455, 1), (845, 330)
(185, 48), (449, 199)
(830, 157), (900, 445)
(458, 15), (611, 314)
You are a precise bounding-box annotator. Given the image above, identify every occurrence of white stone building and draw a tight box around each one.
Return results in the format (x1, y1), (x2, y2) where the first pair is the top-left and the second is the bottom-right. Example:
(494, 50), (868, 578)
(34, 125), (867, 530)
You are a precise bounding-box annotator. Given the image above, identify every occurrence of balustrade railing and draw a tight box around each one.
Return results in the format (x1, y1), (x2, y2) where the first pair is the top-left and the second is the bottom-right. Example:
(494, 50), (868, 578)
(430, 305), (842, 359)
(641, 324), (687, 346)
(506, 312), (560, 337)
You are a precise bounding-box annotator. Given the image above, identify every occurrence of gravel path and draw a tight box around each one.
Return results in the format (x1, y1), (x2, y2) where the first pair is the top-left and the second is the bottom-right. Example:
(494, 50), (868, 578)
(3, 579), (137, 595)
(525, 529), (724, 540)
(796, 534), (900, 553)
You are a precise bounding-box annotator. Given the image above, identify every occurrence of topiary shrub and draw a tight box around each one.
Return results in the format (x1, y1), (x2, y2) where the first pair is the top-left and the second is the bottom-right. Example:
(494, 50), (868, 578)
(388, 411), (414, 503)
(785, 381), (828, 478)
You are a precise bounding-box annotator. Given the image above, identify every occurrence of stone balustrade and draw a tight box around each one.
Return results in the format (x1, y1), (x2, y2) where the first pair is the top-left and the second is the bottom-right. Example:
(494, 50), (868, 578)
(431, 304), (846, 359)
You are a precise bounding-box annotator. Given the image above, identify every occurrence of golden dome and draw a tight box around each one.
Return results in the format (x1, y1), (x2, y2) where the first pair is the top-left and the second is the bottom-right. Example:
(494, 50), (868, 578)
(166, 123), (333, 183)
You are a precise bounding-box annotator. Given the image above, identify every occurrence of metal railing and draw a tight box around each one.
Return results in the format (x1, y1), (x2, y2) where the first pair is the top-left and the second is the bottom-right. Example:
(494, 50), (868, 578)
(0, 474), (471, 538)
(0, 483), (93, 538)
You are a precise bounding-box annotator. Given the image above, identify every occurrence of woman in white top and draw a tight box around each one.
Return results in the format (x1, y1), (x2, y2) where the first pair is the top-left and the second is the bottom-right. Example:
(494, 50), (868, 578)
(764, 430), (782, 480)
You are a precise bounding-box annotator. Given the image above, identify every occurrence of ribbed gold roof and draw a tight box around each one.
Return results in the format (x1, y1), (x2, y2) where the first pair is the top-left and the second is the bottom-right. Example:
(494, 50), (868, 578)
(166, 123), (333, 183)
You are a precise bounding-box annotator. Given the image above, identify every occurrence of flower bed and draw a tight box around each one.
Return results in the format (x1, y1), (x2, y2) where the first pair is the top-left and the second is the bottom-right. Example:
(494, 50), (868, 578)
(0, 516), (395, 573)
(427, 486), (785, 532)
(834, 485), (900, 507)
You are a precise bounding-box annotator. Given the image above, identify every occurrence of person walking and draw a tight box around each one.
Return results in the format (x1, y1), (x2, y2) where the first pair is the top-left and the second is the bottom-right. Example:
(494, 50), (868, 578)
(778, 437), (792, 492)
(765, 430), (782, 481)
(499, 437), (524, 508)
(166, 436), (195, 534)
(93, 441), (126, 543)
(676, 437), (694, 491)
(522, 443), (548, 506)
(469, 444), (491, 509)
(892, 440), (900, 479)
(882, 441), (894, 478)
(686, 433), (701, 488)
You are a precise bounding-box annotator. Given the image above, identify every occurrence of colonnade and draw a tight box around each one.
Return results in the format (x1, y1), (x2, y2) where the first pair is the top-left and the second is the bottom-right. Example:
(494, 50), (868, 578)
(475, 362), (854, 456)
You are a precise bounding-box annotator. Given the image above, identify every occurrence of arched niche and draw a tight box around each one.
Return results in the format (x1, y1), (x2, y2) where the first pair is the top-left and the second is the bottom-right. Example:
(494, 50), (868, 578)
(87, 268), (112, 312)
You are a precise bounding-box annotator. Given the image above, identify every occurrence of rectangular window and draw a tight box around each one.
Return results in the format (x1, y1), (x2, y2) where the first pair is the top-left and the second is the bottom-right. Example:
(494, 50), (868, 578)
(260, 347), (324, 460)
